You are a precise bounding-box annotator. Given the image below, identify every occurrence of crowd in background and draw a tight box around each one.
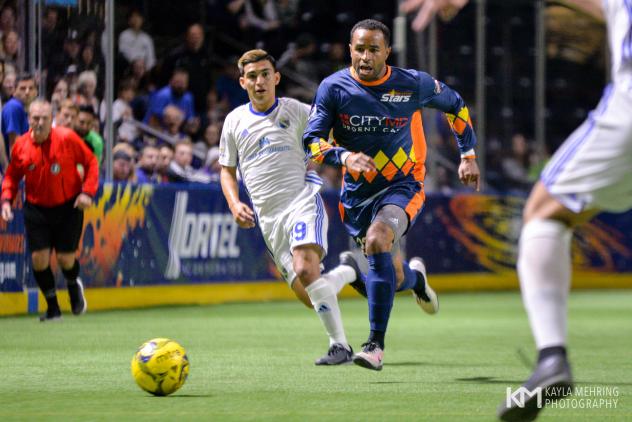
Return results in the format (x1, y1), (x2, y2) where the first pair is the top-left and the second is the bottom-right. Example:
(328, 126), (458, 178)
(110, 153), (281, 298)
(0, 0), (606, 194)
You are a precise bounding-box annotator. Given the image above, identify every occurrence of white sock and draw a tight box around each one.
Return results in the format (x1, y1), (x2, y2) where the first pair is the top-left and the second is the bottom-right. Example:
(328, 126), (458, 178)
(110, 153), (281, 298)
(518, 219), (572, 350)
(305, 278), (349, 348)
(322, 265), (356, 294)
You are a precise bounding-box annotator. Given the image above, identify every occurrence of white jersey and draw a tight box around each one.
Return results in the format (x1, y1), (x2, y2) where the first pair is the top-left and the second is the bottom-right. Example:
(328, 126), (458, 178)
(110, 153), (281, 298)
(219, 97), (313, 218)
(604, 0), (632, 88)
(219, 97), (328, 284)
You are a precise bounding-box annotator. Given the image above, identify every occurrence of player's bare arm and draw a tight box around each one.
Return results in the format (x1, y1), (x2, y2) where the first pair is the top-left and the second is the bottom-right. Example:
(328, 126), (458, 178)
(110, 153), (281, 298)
(400, 0), (470, 31)
(220, 166), (255, 228)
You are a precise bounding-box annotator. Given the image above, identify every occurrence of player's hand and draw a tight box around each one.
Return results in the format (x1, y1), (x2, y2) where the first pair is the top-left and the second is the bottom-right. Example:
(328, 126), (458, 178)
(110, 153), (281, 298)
(230, 202), (256, 229)
(1, 201), (13, 222)
(74, 193), (93, 209)
(400, 0), (470, 32)
(458, 158), (480, 191)
(345, 152), (377, 173)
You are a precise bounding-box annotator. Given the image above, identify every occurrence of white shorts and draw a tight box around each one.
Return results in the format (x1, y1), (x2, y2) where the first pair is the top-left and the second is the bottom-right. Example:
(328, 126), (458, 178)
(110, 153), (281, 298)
(258, 180), (328, 285)
(541, 84), (632, 213)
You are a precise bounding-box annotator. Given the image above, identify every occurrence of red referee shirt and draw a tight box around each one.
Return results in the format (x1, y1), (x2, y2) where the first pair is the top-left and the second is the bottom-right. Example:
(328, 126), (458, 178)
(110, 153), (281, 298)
(1, 126), (99, 207)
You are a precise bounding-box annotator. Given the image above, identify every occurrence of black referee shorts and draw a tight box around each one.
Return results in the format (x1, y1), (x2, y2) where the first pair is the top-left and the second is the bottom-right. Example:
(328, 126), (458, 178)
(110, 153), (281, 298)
(24, 198), (85, 253)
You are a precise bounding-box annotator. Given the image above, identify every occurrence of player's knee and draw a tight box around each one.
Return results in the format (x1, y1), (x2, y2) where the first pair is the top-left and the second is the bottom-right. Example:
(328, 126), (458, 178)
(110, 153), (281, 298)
(365, 223), (393, 254)
(56, 253), (76, 269)
(31, 250), (50, 271)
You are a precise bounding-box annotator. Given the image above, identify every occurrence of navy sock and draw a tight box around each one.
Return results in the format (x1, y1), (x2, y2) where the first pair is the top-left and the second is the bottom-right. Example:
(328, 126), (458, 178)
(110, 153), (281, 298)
(396, 260), (418, 292)
(33, 267), (59, 312)
(366, 252), (396, 346)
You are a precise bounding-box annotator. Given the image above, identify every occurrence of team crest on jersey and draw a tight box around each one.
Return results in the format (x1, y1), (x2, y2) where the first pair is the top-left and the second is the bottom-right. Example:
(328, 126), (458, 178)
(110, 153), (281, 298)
(258, 137), (271, 149)
(50, 163), (61, 175)
(277, 117), (290, 129)
(28, 164), (35, 171)
(381, 89), (412, 103)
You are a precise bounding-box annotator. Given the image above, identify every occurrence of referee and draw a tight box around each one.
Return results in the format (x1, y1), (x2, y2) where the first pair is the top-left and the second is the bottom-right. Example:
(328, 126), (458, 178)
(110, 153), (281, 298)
(1, 100), (99, 321)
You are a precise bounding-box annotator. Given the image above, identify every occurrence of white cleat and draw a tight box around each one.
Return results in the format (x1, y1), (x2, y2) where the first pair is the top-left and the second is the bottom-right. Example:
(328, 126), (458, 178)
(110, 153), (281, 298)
(409, 258), (439, 315)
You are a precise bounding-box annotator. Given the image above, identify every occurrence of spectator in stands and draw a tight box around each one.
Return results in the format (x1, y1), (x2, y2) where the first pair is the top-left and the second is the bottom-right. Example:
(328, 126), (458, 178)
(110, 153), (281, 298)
(1, 30), (22, 71)
(50, 77), (69, 117)
(48, 29), (82, 90)
(100, 78), (138, 143)
(162, 23), (212, 115)
(167, 139), (213, 183)
(162, 105), (187, 141)
(0, 5), (16, 40)
(112, 142), (137, 183)
(118, 9), (156, 71)
(74, 70), (99, 115)
(73, 105), (103, 166)
(236, 0), (281, 55)
(212, 60), (249, 113)
(2, 73), (37, 155)
(277, 32), (319, 102)
(195, 121), (221, 164)
(42, 7), (65, 70)
(53, 99), (78, 129)
(157, 144), (174, 183)
(145, 68), (195, 131)
(126, 58), (154, 121)
(1, 69), (14, 102)
(501, 133), (532, 192)
(135, 145), (160, 184)
(77, 44), (104, 94)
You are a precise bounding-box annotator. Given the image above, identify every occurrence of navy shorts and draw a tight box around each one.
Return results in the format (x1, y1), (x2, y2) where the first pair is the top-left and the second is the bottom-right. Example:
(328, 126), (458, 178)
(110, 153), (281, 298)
(24, 198), (84, 253)
(339, 181), (425, 246)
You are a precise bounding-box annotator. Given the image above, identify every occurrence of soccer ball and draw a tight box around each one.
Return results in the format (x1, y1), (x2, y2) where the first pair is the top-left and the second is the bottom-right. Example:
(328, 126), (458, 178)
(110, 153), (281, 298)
(131, 338), (190, 396)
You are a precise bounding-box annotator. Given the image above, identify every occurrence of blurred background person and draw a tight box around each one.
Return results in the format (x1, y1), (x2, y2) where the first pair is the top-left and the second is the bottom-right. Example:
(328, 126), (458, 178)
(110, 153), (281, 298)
(135, 145), (160, 184)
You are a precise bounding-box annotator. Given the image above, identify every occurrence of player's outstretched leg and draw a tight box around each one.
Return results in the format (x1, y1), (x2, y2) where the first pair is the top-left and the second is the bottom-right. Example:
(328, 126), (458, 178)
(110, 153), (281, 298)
(338, 251), (367, 297)
(408, 258), (439, 314)
(498, 218), (574, 420)
(497, 354), (572, 421)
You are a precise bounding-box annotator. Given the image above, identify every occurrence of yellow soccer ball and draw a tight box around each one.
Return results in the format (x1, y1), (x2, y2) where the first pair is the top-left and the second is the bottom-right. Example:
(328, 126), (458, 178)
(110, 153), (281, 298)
(131, 338), (190, 396)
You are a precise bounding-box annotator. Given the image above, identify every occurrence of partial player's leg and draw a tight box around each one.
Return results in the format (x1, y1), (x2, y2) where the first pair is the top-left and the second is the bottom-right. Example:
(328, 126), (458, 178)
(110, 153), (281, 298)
(499, 85), (632, 420)
(293, 244), (352, 365)
(24, 201), (61, 322)
(52, 200), (87, 316)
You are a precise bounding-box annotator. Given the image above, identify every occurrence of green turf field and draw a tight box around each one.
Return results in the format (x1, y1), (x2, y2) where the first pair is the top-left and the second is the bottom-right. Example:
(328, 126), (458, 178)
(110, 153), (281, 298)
(0, 291), (630, 421)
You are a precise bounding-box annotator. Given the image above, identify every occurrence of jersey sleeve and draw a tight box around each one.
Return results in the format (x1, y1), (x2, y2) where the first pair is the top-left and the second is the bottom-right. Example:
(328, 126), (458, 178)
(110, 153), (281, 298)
(302, 81), (349, 167)
(418, 71), (477, 156)
(219, 116), (238, 167)
(1, 141), (25, 202)
(68, 130), (99, 196)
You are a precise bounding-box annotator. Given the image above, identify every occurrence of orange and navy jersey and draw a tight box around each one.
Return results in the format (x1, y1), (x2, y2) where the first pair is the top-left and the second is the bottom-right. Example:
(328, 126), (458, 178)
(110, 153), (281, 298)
(303, 65), (476, 208)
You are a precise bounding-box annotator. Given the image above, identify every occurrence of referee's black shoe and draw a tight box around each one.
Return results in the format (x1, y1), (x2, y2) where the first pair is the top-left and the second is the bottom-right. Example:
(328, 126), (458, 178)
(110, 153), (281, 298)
(68, 278), (87, 315)
(39, 308), (62, 322)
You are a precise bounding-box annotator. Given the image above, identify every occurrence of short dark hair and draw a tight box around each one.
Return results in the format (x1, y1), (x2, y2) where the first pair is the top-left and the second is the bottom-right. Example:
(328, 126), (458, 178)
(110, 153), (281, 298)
(237, 49), (276, 76)
(16, 73), (35, 85)
(350, 19), (391, 47)
(78, 104), (96, 117)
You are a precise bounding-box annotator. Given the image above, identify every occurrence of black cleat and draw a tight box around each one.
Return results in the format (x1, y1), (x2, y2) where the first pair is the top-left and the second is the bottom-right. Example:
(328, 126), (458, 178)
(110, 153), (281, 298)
(67, 278), (87, 315)
(315, 343), (353, 365)
(497, 354), (573, 421)
(39, 308), (62, 322)
(339, 251), (367, 298)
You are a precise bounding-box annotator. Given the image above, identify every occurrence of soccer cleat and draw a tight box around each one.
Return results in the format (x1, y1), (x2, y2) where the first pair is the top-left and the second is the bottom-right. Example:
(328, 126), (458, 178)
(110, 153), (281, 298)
(352, 342), (384, 371)
(314, 343), (353, 365)
(409, 258), (439, 315)
(497, 354), (573, 421)
(67, 278), (87, 315)
(339, 251), (367, 298)
(39, 308), (62, 322)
